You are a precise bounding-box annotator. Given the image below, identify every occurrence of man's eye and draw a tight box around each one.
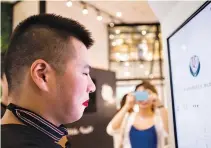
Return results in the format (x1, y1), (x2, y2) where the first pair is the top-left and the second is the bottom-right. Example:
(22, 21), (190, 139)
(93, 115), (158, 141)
(83, 73), (89, 76)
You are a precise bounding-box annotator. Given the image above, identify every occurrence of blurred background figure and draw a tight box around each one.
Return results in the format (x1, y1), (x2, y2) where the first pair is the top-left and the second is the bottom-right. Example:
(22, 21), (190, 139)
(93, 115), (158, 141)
(107, 93), (133, 148)
(107, 81), (169, 148)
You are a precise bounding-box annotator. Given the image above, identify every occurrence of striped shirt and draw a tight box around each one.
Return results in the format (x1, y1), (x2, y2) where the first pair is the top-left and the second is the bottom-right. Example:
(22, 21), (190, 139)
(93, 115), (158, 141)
(6, 103), (71, 148)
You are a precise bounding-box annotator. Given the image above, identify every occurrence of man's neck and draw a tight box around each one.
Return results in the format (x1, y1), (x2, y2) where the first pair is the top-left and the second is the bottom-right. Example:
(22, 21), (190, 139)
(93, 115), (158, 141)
(1, 97), (8, 107)
(1, 103), (61, 127)
(5, 88), (62, 127)
(1, 110), (24, 125)
(7, 97), (62, 127)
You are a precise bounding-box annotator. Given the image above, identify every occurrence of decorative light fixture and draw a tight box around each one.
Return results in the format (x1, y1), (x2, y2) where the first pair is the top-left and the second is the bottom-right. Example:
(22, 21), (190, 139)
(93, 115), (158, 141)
(115, 29), (120, 34)
(116, 39), (123, 45)
(141, 30), (147, 35)
(96, 10), (103, 21)
(138, 43), (148, 51)
(109, 22), (115, 27)
(116, 12), (122, 17)
(109, 34), (114, 39)
(82, 6), (88, 15)
(112, 41), (117, 46)
(64, 1), (124, 24)
(97, 15), (103, 21)
(109, 16), (115, 27)
(120, 54), (129, 61)
(66, 0), (72, 7)
(124, 62), (130, 67)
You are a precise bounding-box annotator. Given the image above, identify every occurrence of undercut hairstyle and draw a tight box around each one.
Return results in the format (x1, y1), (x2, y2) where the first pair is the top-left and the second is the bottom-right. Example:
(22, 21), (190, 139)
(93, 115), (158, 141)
(1, 52), (6, 78)
(4, 14), (94, 92)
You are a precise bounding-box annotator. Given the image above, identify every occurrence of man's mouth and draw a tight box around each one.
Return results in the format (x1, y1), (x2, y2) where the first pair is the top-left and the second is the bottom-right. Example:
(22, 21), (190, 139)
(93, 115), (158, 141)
(82, 100), (89, 107)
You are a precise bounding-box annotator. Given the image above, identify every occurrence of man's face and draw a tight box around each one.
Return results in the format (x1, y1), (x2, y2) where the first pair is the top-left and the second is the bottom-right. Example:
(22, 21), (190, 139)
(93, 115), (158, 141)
(54, 37), (96, 124)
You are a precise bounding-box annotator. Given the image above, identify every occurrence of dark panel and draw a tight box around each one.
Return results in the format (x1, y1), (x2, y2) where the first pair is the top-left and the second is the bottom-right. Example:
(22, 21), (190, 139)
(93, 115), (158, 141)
(84, 79), (97, 113)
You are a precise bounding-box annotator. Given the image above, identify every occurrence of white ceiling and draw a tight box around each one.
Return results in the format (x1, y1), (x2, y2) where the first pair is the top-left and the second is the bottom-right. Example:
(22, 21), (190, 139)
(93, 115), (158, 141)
(148, 1), (178, 22)
(3, 0), (159, 24)
(87, 1), (159, 23)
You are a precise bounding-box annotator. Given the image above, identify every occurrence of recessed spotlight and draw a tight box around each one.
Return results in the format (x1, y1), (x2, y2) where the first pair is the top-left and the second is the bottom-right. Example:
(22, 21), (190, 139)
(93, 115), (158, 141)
(116, 12), (122, 17)
(66, 1), (72, 7)
(82, 8), (88, 15)
(97, 15), (103, 21)
(141, 30), (147, 35)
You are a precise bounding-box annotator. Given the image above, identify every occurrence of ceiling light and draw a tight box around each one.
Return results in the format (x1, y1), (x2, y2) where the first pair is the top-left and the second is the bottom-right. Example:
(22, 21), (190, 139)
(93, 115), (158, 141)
(116, 12), (122, 17)
(124, 62), (130, 67)
(115, 29), (120, 34)
(120, 54), (129, 61)
(112, 41), (116, 46)
(109, 22), (115, 27)
(66, 0), (72, 7)
(116, 39), (123, 45)
(141, 30), (147, 35)
(115, 52), (120, 57)
(109, 34), (114, 39)
(97, 15), (103, 21)
(82, 7), (88, 15)
(138, 43), (148, 51)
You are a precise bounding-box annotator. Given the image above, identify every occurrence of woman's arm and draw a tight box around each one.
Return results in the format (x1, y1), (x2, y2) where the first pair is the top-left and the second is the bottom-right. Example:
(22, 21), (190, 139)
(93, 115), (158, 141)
(158, 106), (169, 134)
(152, 95), (169, 134)
(109, 106), (129, 131)
(107, 94), (135, 135)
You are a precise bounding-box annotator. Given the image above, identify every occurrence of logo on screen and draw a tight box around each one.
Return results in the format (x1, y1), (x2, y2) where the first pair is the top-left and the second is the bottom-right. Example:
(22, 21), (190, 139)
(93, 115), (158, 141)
(189, 55), (200, 77)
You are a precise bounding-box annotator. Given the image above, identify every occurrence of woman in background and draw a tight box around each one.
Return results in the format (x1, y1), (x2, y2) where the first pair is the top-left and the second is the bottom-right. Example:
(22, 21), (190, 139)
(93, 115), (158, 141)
(107, 93), (132, 148)
(107, 81), (168, 148)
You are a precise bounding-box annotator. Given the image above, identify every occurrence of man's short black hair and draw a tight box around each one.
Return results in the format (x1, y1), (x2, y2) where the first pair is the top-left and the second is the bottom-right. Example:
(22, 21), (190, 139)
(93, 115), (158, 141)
(5, 14), (94, 92)
(1, 52), (6, 78)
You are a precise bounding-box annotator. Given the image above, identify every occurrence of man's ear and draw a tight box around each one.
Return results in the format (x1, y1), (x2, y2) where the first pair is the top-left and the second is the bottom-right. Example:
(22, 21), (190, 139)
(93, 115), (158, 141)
(30, 59), (52, 92)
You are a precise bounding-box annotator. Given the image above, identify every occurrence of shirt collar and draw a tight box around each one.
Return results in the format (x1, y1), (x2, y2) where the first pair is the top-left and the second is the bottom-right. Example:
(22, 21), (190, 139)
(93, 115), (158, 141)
(7, 103), (68, 142)
(1, 102), (7, 108)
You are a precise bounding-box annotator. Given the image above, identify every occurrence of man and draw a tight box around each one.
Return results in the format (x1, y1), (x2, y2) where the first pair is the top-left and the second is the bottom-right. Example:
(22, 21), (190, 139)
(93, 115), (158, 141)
(1, 52), (9, 118)
(1, 14), (96, 148)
